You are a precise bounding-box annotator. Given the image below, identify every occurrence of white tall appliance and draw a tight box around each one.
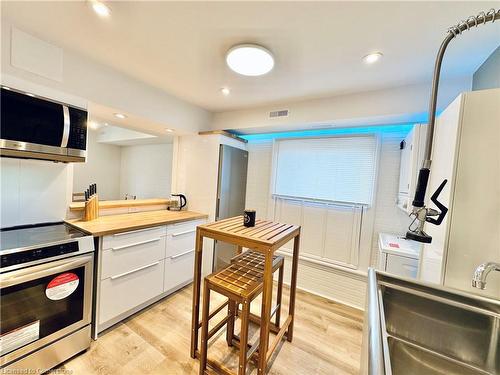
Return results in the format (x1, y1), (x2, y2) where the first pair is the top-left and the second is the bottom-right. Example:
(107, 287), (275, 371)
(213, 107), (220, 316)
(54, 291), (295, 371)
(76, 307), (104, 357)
(213, 144), (248, 271)
(420, 88), (500, 299)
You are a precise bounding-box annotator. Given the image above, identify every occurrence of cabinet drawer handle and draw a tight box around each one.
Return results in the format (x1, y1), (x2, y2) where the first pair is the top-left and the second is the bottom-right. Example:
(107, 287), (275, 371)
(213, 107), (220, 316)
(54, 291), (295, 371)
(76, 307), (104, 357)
(113, 227), (162, 236)
(171, 249), (195, 259)
(110, 261), (160, 280)
(111, 238), (160, 251)
(171, 229), (195, 237)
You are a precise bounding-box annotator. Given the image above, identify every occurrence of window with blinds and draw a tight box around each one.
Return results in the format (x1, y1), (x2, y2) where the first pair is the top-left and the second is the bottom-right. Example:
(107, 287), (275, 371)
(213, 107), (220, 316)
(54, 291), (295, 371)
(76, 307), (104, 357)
(273, 135), (378, 205)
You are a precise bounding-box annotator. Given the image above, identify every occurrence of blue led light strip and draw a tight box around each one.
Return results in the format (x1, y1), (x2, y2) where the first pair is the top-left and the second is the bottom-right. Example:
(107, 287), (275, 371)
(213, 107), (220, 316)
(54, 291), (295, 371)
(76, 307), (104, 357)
(239, 123), (415, 141)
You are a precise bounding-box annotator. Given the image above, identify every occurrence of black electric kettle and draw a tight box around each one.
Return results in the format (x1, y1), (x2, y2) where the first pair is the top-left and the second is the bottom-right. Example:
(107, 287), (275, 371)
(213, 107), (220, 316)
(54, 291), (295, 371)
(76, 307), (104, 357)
(168, 194), (187, 211)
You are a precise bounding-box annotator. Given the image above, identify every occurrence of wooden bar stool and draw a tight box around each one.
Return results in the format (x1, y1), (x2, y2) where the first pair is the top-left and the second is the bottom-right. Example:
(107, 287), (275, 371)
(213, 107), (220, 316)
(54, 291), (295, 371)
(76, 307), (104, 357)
(199, 251), (284, 375)
(226, 250), (284, 347)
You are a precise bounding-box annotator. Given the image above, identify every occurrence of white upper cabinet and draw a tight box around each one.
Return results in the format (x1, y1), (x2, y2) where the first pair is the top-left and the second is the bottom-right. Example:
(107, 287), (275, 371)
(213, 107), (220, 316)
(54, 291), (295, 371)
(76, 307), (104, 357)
(397, 124), (427, 213)
(398, 130), (413, 195)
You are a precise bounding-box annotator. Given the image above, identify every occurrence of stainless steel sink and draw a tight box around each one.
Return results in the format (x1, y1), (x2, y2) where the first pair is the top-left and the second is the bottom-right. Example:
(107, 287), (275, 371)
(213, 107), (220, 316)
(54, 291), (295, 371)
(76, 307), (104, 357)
(362, 269), (500, 375)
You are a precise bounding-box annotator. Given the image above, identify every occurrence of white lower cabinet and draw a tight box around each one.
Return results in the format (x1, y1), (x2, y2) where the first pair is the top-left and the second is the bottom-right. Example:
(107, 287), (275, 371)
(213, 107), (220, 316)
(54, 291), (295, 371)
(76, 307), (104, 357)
(164, 250), (195, 293)
(96, 219), (203, 336)
(385, 254), (419, 278)
(99, 260), (164, 324)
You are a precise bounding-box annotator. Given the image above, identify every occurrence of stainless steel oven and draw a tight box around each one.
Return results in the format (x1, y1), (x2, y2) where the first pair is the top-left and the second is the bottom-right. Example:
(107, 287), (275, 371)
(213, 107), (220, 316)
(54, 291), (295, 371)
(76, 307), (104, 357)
(0, 86), (88, 163)
(0, 222), (94, 372)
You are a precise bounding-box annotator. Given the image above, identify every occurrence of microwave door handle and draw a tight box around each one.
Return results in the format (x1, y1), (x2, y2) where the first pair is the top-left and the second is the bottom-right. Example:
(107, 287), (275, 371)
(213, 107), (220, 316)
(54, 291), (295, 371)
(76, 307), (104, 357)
(0, 254), (93, 288)
(61, 105), (70, 147)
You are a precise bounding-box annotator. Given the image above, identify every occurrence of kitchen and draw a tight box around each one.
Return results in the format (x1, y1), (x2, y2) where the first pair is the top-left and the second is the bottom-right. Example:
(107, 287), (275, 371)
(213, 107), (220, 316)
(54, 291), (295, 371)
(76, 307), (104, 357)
(0, 2), (499, 375)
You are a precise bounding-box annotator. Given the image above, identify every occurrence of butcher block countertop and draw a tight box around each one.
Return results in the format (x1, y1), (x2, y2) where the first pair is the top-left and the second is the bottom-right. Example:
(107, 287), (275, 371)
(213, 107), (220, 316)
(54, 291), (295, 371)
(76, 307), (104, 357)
(66, 210), (208, 236)
(69, 198), (177, 212)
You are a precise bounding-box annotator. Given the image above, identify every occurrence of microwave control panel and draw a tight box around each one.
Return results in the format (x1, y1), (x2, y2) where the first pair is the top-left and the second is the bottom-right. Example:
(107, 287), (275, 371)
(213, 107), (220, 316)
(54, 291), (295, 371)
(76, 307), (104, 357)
(67, 107), (88, 151)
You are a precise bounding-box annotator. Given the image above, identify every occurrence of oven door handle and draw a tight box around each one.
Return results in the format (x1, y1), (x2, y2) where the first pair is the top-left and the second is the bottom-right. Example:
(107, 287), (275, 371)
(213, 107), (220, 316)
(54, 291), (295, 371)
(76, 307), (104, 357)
(0, 254), (93, 288)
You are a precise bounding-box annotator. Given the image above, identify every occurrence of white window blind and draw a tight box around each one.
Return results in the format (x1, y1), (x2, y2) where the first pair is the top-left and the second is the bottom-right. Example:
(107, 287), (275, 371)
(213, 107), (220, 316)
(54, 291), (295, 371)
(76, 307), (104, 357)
(273, 136), (377, 205)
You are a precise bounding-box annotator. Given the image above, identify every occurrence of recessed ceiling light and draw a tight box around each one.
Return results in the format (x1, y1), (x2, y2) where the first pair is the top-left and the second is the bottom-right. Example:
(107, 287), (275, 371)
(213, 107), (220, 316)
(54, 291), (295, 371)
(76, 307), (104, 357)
(114, 113), (126, 119)
(87, 121), (100, 130)
(104, 122), (109, 126)
(363, 52), (383, 64)
(2, 86), (11, 90)
(91, 1), (111, 17)
(165, 128), (174, 133)
(220, 87), (230, 96)
(226, 44), (274, 76)
(26, 93), (36, 97)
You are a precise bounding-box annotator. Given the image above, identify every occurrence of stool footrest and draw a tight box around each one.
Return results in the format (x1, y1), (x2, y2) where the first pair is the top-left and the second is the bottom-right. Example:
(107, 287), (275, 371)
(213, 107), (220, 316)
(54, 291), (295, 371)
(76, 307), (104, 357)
(208, 314), (231, 340)
(206, 358), (234, 375)
(235, 305), (281, 329)
(198, 300), (229, 329)
(247, 338), (260, 361)
(231, 337), (259, 362)
(267, 315), (292, 362)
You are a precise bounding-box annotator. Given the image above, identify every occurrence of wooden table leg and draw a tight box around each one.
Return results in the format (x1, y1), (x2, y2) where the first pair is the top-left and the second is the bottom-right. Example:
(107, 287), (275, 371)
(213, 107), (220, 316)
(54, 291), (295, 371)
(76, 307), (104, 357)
(199, 280), (211, 374)
(238, 299), (250, 375)
(287, 233), (300, 342)
(191, 229), (204, 358)
(257, 250), (274, 375)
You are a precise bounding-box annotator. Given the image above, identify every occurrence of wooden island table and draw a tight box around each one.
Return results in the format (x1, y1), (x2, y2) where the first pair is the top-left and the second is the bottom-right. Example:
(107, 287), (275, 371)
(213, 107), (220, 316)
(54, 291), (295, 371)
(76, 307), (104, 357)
(190, 216), (301, 374)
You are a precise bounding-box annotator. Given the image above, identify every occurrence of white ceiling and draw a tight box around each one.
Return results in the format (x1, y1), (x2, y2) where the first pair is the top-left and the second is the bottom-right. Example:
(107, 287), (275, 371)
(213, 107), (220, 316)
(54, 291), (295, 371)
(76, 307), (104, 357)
(2, 1), (499, 112)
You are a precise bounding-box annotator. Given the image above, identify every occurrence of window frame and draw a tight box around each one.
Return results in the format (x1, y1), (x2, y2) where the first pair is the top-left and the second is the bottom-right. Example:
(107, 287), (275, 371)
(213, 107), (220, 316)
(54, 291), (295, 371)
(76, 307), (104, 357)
(269, 133), (381, 207)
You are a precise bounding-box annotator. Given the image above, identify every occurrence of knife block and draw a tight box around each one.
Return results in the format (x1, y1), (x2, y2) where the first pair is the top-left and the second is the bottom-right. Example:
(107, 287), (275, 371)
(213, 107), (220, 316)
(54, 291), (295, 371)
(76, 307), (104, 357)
(83, 194), (99, 221)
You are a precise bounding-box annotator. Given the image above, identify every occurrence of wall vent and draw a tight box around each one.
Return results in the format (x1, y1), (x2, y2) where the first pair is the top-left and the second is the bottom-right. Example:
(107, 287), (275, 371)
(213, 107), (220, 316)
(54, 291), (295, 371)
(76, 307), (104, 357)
(269, 109), (289, 118)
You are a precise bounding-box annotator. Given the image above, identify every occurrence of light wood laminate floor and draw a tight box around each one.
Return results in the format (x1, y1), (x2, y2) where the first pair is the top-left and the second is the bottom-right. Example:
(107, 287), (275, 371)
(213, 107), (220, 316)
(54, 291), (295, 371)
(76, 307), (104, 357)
(60, 284), (363, 375)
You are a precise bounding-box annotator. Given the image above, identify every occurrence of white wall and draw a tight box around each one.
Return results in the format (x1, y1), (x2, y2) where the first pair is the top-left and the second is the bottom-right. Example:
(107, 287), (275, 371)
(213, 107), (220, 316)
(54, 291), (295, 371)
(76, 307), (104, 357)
(120, 143), (173, 199)
(212, 78), (471, 132)
(244, 127), (410, 308)
(73, 130), (122, 200)
(0, 158), (73, 228)
(369, 130), (412, 266)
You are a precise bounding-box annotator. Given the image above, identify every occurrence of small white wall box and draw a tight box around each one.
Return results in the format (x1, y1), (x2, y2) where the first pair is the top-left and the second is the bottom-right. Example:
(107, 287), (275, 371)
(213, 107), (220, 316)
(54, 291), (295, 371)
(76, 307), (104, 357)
(378, 233), (422, 278)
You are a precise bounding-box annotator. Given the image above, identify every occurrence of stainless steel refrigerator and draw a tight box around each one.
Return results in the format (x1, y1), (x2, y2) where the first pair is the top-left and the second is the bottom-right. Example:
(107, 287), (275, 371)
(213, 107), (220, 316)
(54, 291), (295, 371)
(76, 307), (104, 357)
(213, 144), (248, 271)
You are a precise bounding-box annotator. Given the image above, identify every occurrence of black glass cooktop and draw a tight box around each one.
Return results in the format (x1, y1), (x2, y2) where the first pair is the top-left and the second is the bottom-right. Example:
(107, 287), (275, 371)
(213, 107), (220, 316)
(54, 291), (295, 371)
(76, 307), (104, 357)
(0, 222), (86, 252)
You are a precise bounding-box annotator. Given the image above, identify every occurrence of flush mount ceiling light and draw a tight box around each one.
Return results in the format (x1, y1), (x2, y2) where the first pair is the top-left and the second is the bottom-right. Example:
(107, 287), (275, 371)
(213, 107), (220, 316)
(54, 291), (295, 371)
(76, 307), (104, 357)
(226, 44), (274, 76)
(113, 113), (126, 119)
(91, 0), (111, 17)
(165, 128), (174, 133)
(363, 52), (383, 64)
(220, 87), (230, 96)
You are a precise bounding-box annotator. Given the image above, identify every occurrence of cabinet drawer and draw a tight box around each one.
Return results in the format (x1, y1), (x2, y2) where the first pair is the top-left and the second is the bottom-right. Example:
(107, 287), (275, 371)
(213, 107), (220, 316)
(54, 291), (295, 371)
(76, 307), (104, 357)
(101, 237), (165, 280)
(102, 226), (166, 250)
(99, 260), (164, 324)
(165, 220), (203, 258)
(164, 250), (194, 293)
(166, 230), (196, 258)
(166, 219), (204, 236)
(386, 254), (419, 278)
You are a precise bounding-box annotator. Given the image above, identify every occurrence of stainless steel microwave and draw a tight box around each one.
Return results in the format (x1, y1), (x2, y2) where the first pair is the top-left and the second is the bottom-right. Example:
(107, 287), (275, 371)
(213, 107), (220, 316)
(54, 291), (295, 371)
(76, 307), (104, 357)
(0, 87), (88, 163)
